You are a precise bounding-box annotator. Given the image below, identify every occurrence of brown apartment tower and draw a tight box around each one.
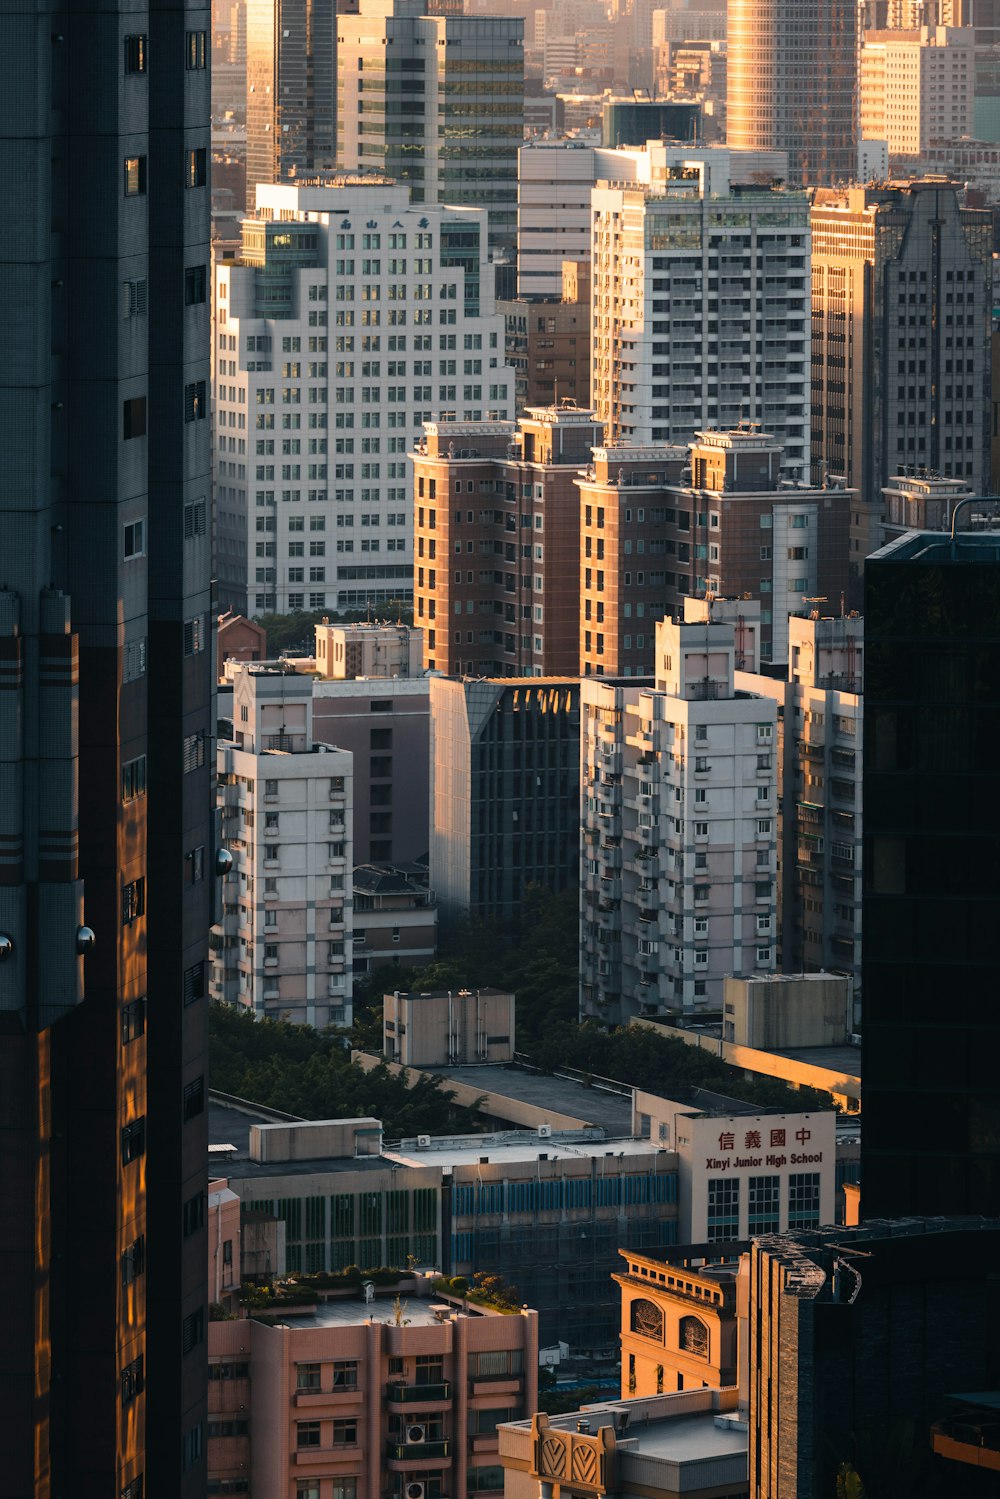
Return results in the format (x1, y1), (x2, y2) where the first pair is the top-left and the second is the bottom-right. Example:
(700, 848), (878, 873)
(412, 406), (601, 677)
(0, 6), (213, 1497)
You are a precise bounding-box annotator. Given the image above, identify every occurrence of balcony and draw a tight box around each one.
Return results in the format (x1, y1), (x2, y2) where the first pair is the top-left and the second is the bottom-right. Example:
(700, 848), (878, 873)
(386, 1439), (451, 1463)
(386, 1382), (451, 1404)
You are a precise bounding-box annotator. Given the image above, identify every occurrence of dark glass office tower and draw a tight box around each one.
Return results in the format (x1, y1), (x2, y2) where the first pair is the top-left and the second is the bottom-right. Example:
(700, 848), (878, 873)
(862, 530), (1000, 1219)
(0, 5), (213, 1494)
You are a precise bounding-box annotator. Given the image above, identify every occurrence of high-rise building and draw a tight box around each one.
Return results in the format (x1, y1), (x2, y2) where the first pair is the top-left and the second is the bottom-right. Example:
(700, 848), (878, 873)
(498, 260), (592, 412)
(862, 528), (1000, 1219)
(0, 7), (213, 1491)
(213, 180), (513, 617)
(577, 428), (851, 677)
(809, 180), (993, 602)
(245, 0), (360, 212)
(429, 676), (580, 923)
(516, 140), (646, 298)
(336, 0), (525, 254)
(213, 666), (355, 1028)
(739, 613), (864, 995)
(859, 25), (975, 158)
(412, 406), (602, 677)
(591, 150), (811, 469)
(579, 606), (779, 1023)
(727, 0), (858, 186)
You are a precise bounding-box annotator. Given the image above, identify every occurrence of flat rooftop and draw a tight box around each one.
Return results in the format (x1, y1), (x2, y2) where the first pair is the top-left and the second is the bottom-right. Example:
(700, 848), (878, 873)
(429, 1064), (634, 1134)
(281, 1296), (483, 1331)
(772, 1043), (862, 1077)
(386, 1133), (661, 1170)
(623, 1411), (747, 1462)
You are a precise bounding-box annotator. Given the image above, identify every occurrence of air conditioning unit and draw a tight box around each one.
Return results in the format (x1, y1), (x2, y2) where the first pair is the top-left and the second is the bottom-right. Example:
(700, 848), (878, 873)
(537, 1124), (552, 1139)
(416, 1134), (431, 1149)
(407, 1483), (426, 1499)
(408, 1425), (427, 1445)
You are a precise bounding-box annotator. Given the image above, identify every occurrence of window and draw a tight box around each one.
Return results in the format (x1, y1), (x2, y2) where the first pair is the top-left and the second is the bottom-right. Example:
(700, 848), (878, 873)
(121, 996), (146, 1045)
(788, 1172), (821, 1228)
(183, 732), (205, 773)
(182, 1424), (203, 1470)
(748, 1175), (780, 1234)
(695, 821), (708, 838)
(121, 1477), (144, 1499)
(121, 1117), (146, 1165)
(757, 946), (772, 963)
(186, 148), (207, 188)
(706, 1177), (739, 1241)
(184, 961), (205, 1006)
(121, 1355), (144, 1405)
(123, 397), (147, 439)
(124, 34), (147, 72)
(185, 265), (207, 305)
(757, 818), (771, 834)
(297, 1363), (321, 1392)
(123, 518), (146, 559)
(122, 878), (145, 924)
(183, 616), (205, 655)
(679, 1317), (709, 1357)
(121, 1235), (146, 1286)
(124, 156), (147, 196)
(185, 381), (207, 421)
(183, 1077), (205, 1121)
(297, 1422), (321, 1449)
(630, 1297), (664, 1342)
(122, 755), (147, 801)
(183, 1191), (206, 1236)
(186, 29), (207, 68)
(123, 277), (147, 317)
(182, 1306), (205, 1353)
(125, 639), (147, 680)
(332, 1419), (358, 1445)
(333, 1361), (358, 1389)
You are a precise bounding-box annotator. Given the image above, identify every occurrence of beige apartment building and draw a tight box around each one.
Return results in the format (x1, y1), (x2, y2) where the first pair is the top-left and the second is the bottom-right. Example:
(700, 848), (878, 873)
(860, 27), (975, 159)
(353, 865), (437, 977)
(208, 1283), (538, 1499)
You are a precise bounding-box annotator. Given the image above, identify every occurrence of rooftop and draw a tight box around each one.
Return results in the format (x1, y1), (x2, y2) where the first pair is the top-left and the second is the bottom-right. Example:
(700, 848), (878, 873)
(870, 527), (1000, 565)
(385, 1130), (662, 1170)
(278, 1295), (490, 1331)
(428, 1063), (634, 1134)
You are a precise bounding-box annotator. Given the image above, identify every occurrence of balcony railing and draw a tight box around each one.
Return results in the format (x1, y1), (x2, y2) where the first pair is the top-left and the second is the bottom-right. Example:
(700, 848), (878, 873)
(386, 1439), (451, 1460)
(386, 1383), (451, 1402)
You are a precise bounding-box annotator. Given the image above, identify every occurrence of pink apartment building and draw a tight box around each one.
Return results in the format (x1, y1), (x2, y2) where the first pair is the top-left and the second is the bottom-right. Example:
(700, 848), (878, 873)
(207, 1282), (539, 1499)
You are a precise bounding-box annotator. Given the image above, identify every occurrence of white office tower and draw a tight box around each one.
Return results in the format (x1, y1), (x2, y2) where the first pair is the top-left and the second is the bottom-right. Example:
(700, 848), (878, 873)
(580, 601), (778, 1025)
(212, 666), (355, 1030)
(591, 148), (810, 478)
(214, 180), (514, 614)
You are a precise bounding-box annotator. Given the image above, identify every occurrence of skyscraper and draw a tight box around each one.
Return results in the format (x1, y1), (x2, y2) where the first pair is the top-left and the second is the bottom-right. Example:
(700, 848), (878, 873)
(727, 0), (858, 186)
(0, 8), (213, 1492)
(810, 181), (992, 602)
(336, 0), (524, 254)
(862, 528), (1000, 1219)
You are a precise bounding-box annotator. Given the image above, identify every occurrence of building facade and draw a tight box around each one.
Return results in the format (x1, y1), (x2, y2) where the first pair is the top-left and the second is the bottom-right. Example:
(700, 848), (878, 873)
(862, 530), (1000, 1219)
(213, 666), (355, 1028)
(498, 261), (591, 413)
(591, 152), (811, 471)
(859, 26), (975, 159)
(726, 0), (857, 185)
(383, 986), (515, 1066)
(614, 1247), (739, 1397)
(809, 180), (993, 603)
(353, 864), (437, 974)
(336, 0), (525, 254)
(208, 1287), (539, 1499)
(579, 609), (779, 1023)
(429, 677), (581, 923)
(738, 613), (863, 993)
(0, 6), (213, 1491)
(213, 180), (513, 615)
(412, 407), (601, 677)
(576, 429), (851, 680)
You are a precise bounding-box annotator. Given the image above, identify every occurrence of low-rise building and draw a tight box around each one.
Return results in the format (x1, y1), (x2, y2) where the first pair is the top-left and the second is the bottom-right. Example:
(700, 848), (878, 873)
(208, 1279), (539, 1499)
(212, 668), (355, 1029)
(353, 864), (437, 976)
(383, 988), (515, 1068)
(614, 1245), (739, 1397)
(315, 620), (425, 681)
(500, 1395), (748, 1499)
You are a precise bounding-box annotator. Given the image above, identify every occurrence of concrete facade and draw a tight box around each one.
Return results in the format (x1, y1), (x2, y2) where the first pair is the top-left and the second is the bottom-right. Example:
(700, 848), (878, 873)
(213, 668), (355, 1028)
(591, 151), (811, 469)
(383, 987), (515, 1067)
(722, 975), (854, 1052)
(213, 180), (513, 615)
(860, 26), (975, 158)
(614, 1248), (739, 1398)
(353, 864), (437, 975)
(579, 608), (779, 1023)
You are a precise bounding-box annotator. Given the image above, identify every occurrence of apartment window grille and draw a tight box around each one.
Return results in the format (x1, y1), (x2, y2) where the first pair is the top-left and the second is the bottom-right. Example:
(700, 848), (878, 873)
(185, 265), (207, 304)
(182, 1307), (205, 1353)
(124, 156), (147, 196)
(185, 380), (206, 420)
(122, 755), (147, 801)
(123, 34), (147, 71)
(183, 961), (205, 1006)
(123, 277), (147, 316)
(121, 1235), (146, 1286)
(122, 878), (145, 924)
(183, 616), (205, 654)
(183, 732), (205, 773)
(184, 499), (207, 537)
(121, 1356), (144, 1405)
(186, 29), (207, 67)
(183, 1076), (205, 1121)
(123, 397), (147, 439)
(185, 148), (207, 188)
(121, 1118), (146, 1165)
(121, 996), (146, 1045)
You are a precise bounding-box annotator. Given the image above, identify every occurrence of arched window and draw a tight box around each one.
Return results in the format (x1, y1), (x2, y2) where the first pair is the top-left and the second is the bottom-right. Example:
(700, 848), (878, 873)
(679, 1316), (708, 1358)
(630, 1297), (664, 1342)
